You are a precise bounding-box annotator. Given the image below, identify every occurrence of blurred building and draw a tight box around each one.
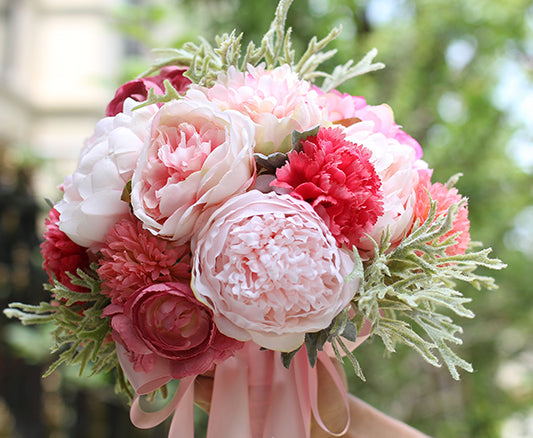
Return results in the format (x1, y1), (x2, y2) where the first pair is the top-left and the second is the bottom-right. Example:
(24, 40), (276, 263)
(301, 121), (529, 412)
(0, 0), (124, 200)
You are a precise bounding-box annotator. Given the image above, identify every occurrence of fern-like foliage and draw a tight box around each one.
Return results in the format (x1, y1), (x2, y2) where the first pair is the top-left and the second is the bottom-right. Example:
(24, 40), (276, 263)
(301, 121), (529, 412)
(4, 264), (132, 398)
(337, 199), (506, 380)
(138, 0), (384, 93)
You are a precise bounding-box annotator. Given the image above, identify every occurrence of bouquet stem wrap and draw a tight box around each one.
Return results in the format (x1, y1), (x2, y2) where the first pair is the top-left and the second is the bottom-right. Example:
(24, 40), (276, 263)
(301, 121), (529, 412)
(119, 342), (350, 438)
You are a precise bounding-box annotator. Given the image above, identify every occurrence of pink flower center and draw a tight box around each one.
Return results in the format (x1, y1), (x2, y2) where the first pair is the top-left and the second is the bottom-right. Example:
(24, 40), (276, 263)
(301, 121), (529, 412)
(215, 212), (342, 326)
(137, 294), (211, 352)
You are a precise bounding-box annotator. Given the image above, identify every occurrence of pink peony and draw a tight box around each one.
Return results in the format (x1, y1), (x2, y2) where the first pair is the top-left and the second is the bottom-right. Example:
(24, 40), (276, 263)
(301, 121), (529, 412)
(56, 99), (157, 248)
(131, 91), (256, 244)
(41, 207), (91, 293)
(271, 127), (384, 249)
(104, 282), (242, 379)
(191, 190), (358, 352)
(106, 66), (191, 116)
(412, 172), (470, 256)
(98, 215), (191, 305)
(316, 89), (423, 160)
(198, 64), (323, 154)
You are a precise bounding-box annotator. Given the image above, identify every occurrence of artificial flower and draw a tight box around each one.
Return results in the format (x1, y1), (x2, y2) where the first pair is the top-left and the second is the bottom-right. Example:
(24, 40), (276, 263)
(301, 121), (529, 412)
(106, 66), (191, 116)
(98, 215), (191, 305)
(271, 127), (383, 249)
(41, 207), (91, 293)
(191, 190), (358, 352)
(199, 64), (323, 154)
(343, 119), (421, 255)
(56, 98), (157, 248)
(130, 90), (256, 244)
(317, 89), (423, 160)
(104, 282), (243, 379)
(412, 172), (471, 255)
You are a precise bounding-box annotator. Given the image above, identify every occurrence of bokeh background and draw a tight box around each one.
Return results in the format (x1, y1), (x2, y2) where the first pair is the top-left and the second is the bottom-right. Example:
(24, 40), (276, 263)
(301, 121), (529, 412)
(1, 0), (532, 437)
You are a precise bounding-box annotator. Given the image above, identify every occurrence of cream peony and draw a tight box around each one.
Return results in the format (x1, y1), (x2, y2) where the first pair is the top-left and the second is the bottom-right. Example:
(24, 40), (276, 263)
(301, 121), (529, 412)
(56, 99), (157, 248)
(191, 190), (358, 352)
(198, 64), (323, 155)
(130, 90), (256, 244)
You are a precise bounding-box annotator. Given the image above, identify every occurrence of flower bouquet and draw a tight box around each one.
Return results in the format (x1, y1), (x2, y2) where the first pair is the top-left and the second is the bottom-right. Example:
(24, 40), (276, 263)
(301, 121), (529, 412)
(5, 0), (505, 436)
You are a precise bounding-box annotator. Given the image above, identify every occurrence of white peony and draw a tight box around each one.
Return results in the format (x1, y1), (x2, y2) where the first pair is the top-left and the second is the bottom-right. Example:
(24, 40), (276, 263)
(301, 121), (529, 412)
(56, 99), (157, 248)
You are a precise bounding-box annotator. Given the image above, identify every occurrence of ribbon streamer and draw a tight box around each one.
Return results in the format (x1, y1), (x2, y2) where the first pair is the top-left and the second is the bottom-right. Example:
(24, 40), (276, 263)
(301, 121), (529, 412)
(118, 342), (350, 438)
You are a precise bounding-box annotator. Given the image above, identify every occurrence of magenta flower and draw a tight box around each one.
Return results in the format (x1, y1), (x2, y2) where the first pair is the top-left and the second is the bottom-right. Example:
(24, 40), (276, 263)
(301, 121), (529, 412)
(106, 66), (191, 116)
(104, 282), (243, 379)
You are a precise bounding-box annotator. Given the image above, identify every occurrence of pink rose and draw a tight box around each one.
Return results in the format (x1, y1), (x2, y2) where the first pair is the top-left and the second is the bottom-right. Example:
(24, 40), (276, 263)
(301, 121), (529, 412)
(344, 120), (420, 254)
(131, 91), (256, 244)
(104, 282), (242, 379)
(191, 190), (359, 352)
(198, 64), (323, 154)
(106, 66), (191, 116)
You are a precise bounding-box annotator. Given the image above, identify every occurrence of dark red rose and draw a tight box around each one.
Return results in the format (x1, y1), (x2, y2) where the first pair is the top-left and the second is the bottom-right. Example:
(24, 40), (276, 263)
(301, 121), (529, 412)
(106, 66), (191, 116)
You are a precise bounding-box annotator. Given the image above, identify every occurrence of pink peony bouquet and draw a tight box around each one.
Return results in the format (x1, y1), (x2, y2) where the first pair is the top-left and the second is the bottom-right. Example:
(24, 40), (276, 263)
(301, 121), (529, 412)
(5, 1), (504, 437)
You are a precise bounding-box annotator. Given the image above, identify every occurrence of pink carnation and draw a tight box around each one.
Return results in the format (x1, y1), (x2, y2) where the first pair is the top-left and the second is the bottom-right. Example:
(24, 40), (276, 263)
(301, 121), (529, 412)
(271, 127), (383, 249)
(104, 282), (242, 379)
(106, 66), (191, 116)
(98, 216), (191, 304)
(41, 207), (91, 294)
(412, 172), (471, 255)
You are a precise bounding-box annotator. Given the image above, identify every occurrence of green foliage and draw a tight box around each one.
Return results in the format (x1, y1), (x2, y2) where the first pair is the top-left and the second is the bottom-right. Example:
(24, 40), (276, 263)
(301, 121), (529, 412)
(138, 0), (383, 91)
(4, 265), (132, 398)
(354, 198), (504, 380)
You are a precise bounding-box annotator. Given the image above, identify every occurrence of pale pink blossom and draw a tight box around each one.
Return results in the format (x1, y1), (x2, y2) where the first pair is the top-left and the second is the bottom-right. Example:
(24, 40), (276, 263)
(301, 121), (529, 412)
(56, 99), (157, 248)
(198, 64), (323, 154)
(344, 122), (421, 254)
(191, 190), (358, 352)
(316, 89), (423, 160)
(131, 91), (256, 244)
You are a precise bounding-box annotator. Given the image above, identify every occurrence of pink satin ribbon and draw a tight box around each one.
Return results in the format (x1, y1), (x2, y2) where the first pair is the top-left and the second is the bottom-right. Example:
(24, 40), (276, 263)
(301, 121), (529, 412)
(117, 342), (350, 438)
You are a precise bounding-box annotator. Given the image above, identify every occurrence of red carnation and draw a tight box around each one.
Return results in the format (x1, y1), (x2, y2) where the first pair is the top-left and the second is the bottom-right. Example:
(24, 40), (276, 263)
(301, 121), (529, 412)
(41, 208), (91, 293)
(106, 66), (191, 116)
(272, 127), (384, 249)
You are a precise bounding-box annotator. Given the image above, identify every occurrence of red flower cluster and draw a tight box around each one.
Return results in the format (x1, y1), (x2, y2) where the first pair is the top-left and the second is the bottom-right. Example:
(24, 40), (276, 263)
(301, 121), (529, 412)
(41, 208), (91, 293)
(105, 66), (191, 116)
(98, 216), (191, 304)
(272, 127), (384, 249)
